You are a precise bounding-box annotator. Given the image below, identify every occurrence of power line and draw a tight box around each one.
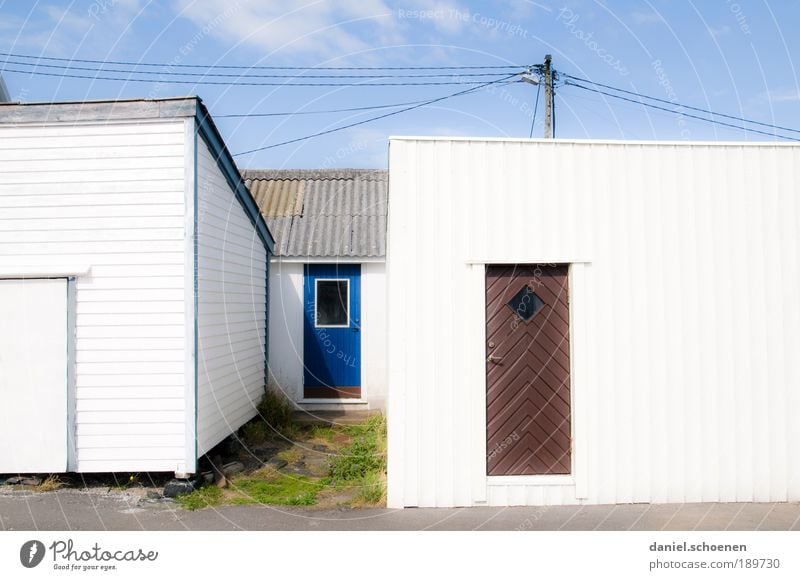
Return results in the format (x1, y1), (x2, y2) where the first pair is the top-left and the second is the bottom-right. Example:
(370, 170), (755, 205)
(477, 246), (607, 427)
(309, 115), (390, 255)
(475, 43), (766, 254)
(0, 50), (526, 71)
(0, 66), (509, 87)
(216, 99), (435, 118)
(234, 76), (522, 156)
(562, 73), (800, 136)
(564, 80), (800, 142)
(529, 82), (540, 138)
(0, 58), (516, 79)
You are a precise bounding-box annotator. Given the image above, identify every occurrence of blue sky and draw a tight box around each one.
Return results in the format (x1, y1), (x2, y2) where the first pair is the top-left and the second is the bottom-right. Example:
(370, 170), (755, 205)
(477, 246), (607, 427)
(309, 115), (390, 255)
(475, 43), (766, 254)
(1, 0), (798, 169)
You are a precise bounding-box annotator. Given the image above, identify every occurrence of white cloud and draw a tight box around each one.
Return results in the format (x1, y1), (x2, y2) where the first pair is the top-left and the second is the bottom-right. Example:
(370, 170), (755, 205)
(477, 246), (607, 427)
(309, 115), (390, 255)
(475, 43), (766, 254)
(173, 0), (399, 60)
(760, 89), (800, 103)
(0, 1), (148, 55)
(708, 24), (731, 38)
(630, 10), (663, 25)
(500, 0), (552, 20)
(402, 0), (471, 35)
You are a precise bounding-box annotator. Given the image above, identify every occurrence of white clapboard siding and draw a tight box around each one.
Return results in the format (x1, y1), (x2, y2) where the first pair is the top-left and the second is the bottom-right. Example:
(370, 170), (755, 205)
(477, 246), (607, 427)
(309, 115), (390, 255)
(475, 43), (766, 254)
(0, 120), (188, 473)
(387, 138), (800, 507)
(195, 137), (267, 457)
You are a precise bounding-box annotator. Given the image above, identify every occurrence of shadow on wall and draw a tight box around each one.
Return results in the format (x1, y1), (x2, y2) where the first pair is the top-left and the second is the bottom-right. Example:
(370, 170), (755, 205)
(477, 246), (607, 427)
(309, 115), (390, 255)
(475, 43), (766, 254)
(267, 261), (305, 403)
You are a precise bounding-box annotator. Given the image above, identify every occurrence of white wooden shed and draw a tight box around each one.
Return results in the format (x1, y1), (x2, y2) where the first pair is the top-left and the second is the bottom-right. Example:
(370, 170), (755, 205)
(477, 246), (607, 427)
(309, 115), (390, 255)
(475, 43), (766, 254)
(0, 97), (273, 476)
(387, 136), (800, 508)
(243, 170), (388, 411)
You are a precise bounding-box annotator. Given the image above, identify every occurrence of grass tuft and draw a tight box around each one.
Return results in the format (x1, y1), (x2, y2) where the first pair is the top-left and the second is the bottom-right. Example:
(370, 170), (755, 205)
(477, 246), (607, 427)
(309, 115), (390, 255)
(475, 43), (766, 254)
(228, 473), (323, 506)
(328, 414), (386, 483)
(241, 421), (269, 447)
(176, 484), (223, 511)
(255, 388), (299, 439)
(353, 471), (387, 505)
(39, 474), (65, 492)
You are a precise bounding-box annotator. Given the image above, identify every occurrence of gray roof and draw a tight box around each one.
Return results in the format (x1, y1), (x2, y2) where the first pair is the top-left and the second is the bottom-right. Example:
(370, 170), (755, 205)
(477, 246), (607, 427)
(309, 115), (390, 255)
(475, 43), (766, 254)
(0, 75), (10, 103)
(0, 96), (200, 122)
(243, 169), (387, 259)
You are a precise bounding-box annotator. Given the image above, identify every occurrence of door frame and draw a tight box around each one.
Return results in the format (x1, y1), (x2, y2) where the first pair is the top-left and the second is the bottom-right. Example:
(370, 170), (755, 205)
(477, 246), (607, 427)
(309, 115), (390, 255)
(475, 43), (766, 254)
(484, 263), (573, 477)
(475, 261), (589, 498)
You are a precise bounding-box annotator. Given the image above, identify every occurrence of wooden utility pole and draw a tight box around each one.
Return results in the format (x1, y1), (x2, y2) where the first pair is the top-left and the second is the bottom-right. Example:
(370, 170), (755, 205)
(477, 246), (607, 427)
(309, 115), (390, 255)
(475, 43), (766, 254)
(543, 54), (553, 139)
(521, 55), (555, 138)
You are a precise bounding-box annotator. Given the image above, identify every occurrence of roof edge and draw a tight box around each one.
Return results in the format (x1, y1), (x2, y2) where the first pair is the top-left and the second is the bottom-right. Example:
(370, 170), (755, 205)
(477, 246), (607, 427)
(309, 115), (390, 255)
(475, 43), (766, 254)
(194, 99), (275, 253)
(242, 168), (387, 181)
(388, 135), (800, 147)
(0, 96), (200, 124)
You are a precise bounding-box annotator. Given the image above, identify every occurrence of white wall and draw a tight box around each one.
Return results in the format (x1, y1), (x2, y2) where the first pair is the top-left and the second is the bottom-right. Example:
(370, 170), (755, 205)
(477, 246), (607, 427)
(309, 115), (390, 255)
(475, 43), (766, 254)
(387, 138), (800, 507)
(195, 135), (267, 457)
(0, 120), (189, 473)
(361, 262), (388, 409)
(267, 260), (387, 409)
(267, 261), (304, 402)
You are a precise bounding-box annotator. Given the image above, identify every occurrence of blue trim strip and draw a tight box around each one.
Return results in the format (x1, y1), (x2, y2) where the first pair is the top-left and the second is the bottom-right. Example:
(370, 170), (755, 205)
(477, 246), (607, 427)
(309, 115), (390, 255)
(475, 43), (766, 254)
(264, 258), (270, 393)
(194, 100), (275, 254)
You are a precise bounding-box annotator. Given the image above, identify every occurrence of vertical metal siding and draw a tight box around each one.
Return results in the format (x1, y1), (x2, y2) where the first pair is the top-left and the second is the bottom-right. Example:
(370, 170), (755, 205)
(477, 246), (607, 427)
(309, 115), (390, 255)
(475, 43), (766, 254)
(195, 138), (267, 456)
(0, 121), (187, 473)
(387, 138), (800, 507)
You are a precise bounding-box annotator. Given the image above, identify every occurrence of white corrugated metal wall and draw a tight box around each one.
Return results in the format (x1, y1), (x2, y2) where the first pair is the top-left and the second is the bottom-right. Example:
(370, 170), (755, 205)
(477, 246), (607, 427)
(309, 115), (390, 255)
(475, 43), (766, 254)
(0, 120), (189, 473)
(387, 137), (800, 507)
(195, 136), (267, 456)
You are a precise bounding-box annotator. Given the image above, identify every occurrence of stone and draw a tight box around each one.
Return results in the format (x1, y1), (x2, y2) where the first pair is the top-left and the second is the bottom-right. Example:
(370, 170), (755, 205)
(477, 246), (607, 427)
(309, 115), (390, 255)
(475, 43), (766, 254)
(254, 445), (279, 458)
(312, 444), (329, 452)
(4, 477), (23, 485)
(145, 491), (161, 500)
(21, 477), (42, 486)
(222, 461), (245, 476)
(163, 479), (196, 498)
(283, 462), (313, 477)
(266, 458), (288, 470)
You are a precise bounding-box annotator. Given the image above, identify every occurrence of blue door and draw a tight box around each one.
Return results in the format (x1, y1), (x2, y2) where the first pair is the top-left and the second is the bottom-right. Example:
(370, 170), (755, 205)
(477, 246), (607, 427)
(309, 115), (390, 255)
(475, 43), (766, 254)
(303, 264), (361, 398)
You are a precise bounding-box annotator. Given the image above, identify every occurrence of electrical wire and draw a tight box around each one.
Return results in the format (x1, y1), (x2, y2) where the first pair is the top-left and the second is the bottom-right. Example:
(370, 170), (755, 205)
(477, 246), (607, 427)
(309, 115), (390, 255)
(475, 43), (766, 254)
(0, 66), (507, 86)
(564, 80), (800, 142)
(529, 81), (540, 138)
(0, 58), (517, 79)
(0, 50), (526, 71)
(562, 73), (800, 136)
(216, 99), (436, 118)
(234, 75), (522, 156)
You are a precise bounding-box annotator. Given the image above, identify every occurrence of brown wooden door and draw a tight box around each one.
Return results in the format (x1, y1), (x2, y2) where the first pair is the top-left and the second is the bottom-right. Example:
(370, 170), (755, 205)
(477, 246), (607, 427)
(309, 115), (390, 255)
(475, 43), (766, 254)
(486, 264), (571, 476)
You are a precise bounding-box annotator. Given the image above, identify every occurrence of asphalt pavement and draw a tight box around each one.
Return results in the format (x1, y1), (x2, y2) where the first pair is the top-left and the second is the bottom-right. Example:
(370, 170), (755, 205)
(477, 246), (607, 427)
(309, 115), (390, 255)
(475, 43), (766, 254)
(1, 489), (798, 531)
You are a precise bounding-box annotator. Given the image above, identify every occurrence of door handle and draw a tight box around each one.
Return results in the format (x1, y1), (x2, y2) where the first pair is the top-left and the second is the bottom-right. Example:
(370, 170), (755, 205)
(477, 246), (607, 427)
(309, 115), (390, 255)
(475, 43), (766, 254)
(487, 354), (503, 363)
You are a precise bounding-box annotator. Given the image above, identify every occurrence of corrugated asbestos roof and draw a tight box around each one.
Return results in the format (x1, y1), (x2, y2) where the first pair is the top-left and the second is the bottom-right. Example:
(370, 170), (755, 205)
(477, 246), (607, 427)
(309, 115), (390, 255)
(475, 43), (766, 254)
(242, 169), (387, 259)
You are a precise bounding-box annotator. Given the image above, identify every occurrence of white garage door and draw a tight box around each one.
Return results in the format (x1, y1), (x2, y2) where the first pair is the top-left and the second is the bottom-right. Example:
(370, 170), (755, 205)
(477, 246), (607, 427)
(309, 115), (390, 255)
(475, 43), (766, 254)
(0, 278), (68, 473)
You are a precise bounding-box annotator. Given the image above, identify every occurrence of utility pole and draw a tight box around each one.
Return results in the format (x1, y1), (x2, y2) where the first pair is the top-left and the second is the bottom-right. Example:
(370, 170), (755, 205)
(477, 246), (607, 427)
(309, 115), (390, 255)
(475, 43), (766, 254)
(542, 54), (554, 139)
(521, 55), (555, 139)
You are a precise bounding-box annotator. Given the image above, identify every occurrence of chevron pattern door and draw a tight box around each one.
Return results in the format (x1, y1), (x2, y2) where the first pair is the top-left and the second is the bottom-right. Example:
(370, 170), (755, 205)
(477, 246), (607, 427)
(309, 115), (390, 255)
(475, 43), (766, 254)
(486, 264), (571, 476)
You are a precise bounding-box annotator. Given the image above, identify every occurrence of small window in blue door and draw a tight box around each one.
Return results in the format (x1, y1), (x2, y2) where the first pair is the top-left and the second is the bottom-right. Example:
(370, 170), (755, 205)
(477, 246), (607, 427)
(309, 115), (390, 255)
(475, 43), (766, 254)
(315, 279), (349, 327)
